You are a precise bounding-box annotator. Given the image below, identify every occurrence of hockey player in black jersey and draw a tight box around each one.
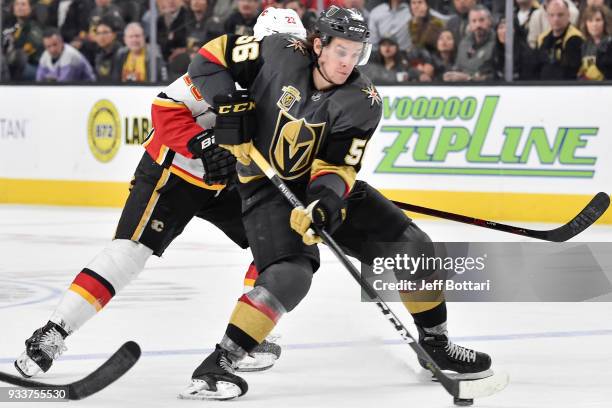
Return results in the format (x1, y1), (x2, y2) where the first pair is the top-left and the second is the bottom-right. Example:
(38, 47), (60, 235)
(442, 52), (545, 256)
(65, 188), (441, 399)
(182, 6), (493, 400)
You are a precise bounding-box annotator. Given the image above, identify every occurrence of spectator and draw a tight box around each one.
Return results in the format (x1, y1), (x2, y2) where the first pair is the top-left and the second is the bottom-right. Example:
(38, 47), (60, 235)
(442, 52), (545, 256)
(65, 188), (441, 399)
(93, 18), (121, 82)
(211, 0), (238, 23)
(114, 0), (147, 24)
(283, 0), (318, 32)
(409, 0), (445, 52)
(61, 0), (95, 48)
(535, 0), (584, 79)
(369, 0), (413, 51)
(1, 58), (9, 81)
(492, 17), (539, 80)
(428, 0), (454, 15)
(262, 0), (285, 8)
(431, 28), (456, 78)
(113, 22), (168, 82)
(344, 0), (371, 22)
(224, 0), (260, 36)
(88, 0), (126, 36)
(446, 0), (476, 44)
(578, 5), (612, 79)
(157, 0), (189, 61)
(2, 0), (44, 80)
(404, 46), (436, 80)
(36, 28), (96, 81)
(514, 0), (540, 43)
(362, 37), (418, 83)
(444, 4), (495, 81)
(32, 0), (60, 28)
(186, 0), (223, 49)
(528, 0), (579, 48)
(302, 0), (346, 11)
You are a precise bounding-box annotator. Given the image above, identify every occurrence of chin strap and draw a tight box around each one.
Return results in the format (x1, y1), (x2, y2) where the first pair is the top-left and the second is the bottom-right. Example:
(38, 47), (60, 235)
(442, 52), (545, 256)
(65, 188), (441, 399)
(314, 49), (341, 88)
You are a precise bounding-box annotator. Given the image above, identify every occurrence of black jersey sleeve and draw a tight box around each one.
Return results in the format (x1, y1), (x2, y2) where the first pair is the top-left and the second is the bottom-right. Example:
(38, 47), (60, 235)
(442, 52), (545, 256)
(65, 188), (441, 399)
(312, 81), (382, 193)
(187, 34), (265, 104)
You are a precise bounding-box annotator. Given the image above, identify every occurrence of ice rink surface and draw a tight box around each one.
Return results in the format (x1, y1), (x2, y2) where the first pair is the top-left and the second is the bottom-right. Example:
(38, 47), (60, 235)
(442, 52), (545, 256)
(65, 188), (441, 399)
(1, 205), (611, 408)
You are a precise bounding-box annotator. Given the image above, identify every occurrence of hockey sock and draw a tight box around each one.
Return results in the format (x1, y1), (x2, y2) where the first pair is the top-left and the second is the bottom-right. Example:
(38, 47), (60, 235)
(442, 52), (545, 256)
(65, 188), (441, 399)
(49, 239), (152, 334)
(221, 286), (286, 361)
(242, 262), (258, 293)
(400, 288), (448, 330)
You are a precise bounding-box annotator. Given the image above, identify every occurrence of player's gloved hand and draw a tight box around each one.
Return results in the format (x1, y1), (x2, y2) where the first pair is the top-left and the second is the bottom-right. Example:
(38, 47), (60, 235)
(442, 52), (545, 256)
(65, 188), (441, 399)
(187, 129), (237, 185)
(290, 185), (347, 245)
(213, 90), (257, 166)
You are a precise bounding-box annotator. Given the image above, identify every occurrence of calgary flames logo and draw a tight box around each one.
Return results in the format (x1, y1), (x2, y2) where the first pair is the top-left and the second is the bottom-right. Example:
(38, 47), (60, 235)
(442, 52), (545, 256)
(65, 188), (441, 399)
(270, 110), (325, 180)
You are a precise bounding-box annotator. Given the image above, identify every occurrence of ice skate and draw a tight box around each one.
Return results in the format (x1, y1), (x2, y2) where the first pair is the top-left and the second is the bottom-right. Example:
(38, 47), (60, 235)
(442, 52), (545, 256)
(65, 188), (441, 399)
(417, 326), (492, 380)
(178, 345), (248, 400)
(236, 335), (282, 372)
(14, 321), (68, 378)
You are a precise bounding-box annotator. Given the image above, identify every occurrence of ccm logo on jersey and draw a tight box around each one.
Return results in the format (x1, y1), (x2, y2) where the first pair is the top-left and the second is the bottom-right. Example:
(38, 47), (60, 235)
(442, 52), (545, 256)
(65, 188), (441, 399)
(218, 101), (256, 114)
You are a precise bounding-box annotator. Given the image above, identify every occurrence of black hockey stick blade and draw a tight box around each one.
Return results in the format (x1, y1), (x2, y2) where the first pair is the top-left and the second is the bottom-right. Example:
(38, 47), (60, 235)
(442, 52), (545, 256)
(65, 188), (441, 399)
(0, 341), (141, 400)
(543, 192), (610, 242)
(393, 192), (610, 242)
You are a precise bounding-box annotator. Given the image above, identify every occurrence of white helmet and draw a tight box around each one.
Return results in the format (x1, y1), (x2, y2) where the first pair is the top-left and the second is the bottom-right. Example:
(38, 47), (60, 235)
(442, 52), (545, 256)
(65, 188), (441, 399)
(253, 7), (307, 40)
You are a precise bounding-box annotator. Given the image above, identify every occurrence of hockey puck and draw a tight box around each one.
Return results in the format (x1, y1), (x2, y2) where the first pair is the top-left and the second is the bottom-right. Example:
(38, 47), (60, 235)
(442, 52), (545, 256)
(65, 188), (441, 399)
(454, 397), (474, 406)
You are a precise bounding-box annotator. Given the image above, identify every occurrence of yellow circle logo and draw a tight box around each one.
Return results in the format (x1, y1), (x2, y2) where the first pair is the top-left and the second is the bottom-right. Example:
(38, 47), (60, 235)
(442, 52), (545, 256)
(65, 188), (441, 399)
(87, 99), (121, 163)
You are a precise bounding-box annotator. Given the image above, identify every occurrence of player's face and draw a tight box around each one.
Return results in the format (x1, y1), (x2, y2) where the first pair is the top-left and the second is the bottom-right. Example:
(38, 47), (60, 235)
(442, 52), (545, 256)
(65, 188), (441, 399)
(318, 37), (364, 85)
(586, 11), (605, 39)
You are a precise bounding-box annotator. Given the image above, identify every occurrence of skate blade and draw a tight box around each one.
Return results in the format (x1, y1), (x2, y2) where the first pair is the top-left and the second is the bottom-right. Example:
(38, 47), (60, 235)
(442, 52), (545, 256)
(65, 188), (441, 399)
(235, 353), (276, 373)
(457, 370), (510, 399)
(14, 353), (42, 378)
(178, 380), (243, 401)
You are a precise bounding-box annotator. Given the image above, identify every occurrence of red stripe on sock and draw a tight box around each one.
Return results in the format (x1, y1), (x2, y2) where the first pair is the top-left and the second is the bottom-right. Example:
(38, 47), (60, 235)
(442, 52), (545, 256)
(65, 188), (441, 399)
(72, 272), (113, 307)
(238, 294), (280, 324)
(245, 263), (259, 281)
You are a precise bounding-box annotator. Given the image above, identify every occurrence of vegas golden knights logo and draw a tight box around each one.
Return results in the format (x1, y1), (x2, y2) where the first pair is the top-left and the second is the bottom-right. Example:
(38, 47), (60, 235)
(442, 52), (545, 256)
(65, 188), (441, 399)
(270, 110), (325, 180)
(276, 85), (301, 111)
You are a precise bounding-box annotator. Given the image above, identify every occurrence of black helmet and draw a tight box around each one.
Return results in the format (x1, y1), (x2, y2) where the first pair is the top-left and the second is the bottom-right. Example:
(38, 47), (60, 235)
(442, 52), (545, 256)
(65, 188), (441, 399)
(314, 6), (372, 65)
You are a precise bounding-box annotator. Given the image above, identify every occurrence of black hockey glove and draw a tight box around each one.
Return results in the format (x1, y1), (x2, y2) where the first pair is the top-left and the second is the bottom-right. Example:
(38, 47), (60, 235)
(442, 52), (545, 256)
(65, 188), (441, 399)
(188, 129), (237, 185)
(212, 90), (257, 165)
(290, 184), (347, 245)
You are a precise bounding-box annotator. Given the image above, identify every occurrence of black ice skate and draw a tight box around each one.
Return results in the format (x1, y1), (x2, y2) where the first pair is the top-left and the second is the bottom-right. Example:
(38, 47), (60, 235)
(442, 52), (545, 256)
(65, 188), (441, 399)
(236, 336), (282, 372)
(178, 345), (248, 400)
(417, 326), (492, 379)
(14, 321), (68, 378)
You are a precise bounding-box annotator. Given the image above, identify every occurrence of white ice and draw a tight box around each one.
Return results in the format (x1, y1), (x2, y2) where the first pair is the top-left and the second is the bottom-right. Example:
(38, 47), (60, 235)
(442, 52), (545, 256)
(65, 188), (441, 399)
(0, 205), (611, 408)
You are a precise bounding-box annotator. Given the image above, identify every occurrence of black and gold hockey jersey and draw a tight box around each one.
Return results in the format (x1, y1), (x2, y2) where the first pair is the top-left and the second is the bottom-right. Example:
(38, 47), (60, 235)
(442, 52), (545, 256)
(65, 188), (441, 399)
(189, 33), (382, 195)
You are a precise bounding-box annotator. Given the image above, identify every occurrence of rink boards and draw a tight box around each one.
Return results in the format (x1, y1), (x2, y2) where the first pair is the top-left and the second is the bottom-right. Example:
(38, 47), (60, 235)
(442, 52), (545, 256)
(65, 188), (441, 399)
(0, 84), (610, 224)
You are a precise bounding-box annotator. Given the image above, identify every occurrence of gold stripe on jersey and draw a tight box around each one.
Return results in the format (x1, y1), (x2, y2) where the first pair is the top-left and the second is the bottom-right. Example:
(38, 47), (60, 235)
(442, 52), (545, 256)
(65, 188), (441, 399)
(155, 145), (170, 165)
(168, 165), (224, 190)
(152, 98), (187, 109)
(229, 300), (276, 343)
(142, 129), (155, 148)
(130, 168), (171, 241)
(69, 283), (103, 311)
(199, 35), (228, 68)
(399, 290), (445, 314)
(311, 159), (357, 192)
(238, 174), (265, 184)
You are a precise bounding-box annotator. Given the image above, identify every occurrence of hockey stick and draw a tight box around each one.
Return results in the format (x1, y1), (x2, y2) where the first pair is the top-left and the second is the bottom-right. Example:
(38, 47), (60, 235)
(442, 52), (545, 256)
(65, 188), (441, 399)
(248, 148), (508, 405)
(392, 192), (610, 242)
(0, 341), (141, 400)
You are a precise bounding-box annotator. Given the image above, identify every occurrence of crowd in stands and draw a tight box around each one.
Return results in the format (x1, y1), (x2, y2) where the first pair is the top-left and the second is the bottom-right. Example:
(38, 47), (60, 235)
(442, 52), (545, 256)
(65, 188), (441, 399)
(2, 0), (611, 83)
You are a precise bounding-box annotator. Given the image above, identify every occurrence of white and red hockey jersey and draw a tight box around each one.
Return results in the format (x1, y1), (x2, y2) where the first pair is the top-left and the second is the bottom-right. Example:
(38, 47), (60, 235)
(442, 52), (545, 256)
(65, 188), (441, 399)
(144, 73), (223, 190)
